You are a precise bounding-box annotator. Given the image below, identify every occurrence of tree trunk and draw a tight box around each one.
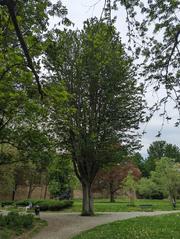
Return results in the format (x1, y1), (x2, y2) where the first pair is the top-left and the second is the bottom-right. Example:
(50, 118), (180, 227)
(170, 195), (176, 209)
(12, 184), (18, 201)
(82, 182), (94, 216)
(109, 183), (115, 203)
(110, 191), (115, 203)
(44, 183), (48, 199)
(27, 182), (32, 199)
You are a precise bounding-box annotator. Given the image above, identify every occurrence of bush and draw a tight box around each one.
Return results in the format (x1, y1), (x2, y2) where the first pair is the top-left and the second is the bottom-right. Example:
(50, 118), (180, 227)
(0, 214), (7, 227)
(16, 200), (33, 207)
(35, 200), (73, 211)
(0, 212), (33, 230)
(16, 199), (73, 211)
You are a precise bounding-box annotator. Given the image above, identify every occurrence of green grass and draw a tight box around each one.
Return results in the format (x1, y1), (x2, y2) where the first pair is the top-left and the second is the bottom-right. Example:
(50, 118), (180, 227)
(63, 198), (180, 212)
(72, 213), (180, 239)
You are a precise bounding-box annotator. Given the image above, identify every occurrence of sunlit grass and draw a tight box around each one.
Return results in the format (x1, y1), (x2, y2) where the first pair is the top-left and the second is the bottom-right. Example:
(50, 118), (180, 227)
(72, 213), (180, 239)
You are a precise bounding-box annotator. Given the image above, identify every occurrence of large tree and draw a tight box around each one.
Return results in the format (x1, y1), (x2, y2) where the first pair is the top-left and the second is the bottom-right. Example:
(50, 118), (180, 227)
(45, 18), (144, 215)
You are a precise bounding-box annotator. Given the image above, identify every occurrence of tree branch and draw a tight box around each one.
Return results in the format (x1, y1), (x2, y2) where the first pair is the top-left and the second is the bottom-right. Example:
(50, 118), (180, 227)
(165, 30), (180, 81)
(0, 0), (44, 98)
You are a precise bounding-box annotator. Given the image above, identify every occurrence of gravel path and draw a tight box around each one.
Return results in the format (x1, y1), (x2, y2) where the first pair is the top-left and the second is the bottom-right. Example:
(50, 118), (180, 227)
(33, 210), (180, 239)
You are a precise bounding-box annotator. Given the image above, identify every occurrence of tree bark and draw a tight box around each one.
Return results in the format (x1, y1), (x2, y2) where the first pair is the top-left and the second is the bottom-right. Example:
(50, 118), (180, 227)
(27, 182), (33, 199)
(110, 191), (115, 203)
(109, 182), (115, 203)
(44, 183), (48, 199)
(82, 182), (94, 216)
(12, 184), (17, 201)
(170, 194), (176, 209)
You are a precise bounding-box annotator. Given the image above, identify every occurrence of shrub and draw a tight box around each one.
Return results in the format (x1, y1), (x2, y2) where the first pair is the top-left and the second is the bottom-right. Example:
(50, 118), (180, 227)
(6, 212), (22, 228)
(21, 214), (34, 228)
(0, 214), (7, 227)
(0, 212), (33, 230)
(35, 200), (73, 211)
(16, 200), (33, 207)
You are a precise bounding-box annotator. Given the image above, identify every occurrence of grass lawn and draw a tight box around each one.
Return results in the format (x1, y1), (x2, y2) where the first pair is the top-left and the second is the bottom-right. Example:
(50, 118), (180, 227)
(72, 213), (180, 239)
(63, 198), (180, 212)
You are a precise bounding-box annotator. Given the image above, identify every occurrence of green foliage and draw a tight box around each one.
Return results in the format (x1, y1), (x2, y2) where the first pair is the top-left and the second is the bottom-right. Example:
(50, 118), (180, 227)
(137, 178), (163, 199)
(72, 213), (180, 239)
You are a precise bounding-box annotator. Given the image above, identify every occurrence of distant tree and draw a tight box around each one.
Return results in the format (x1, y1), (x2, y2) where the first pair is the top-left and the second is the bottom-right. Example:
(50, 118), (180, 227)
(130, 152), (146, 177)
(48, 154), (75, 199)
(45, 19), (144, 215)
(0, 144), (24, 200)
(0, 165), (14, 196)
(93, 161), (141, 202)
(147, 141), (167, 160)
(11, 162), (29, 201)
(144, 141), (180, 175)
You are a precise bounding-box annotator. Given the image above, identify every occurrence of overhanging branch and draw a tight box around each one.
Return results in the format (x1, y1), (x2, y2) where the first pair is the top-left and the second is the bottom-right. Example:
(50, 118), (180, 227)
(0, 0), (44, 98)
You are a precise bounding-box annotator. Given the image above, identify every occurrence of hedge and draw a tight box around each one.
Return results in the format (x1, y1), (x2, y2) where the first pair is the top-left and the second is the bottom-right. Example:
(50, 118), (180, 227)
(0, 201), (15, 207)
(16, 199), (73, 211)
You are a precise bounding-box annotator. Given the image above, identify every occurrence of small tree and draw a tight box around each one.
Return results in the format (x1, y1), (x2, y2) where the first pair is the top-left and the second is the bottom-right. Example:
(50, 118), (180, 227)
(123, 172), (138, 205)
(151, 157), (180, 208)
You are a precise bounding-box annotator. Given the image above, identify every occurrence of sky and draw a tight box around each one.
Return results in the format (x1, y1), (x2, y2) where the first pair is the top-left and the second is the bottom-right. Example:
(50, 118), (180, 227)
(51, 0), (180, 157)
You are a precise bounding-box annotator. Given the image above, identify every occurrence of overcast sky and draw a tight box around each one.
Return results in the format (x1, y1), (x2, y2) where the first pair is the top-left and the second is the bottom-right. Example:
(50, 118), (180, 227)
(51, 0), (180, 157)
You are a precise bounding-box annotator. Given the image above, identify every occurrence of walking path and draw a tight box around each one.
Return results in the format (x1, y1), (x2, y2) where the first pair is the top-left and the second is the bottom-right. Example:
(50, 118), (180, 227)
(33, 210), (180, 239)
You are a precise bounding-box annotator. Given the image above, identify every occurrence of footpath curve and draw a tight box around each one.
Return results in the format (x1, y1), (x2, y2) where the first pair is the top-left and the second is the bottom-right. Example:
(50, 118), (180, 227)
(33, 211), (180, 239)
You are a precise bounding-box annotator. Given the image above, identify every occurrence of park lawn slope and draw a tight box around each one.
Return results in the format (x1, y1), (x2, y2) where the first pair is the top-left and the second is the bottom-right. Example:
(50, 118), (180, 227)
(72, 213), (180, 239)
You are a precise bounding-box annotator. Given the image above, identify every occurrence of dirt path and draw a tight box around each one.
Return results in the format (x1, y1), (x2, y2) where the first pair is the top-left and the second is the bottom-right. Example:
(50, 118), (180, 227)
(32, 211), (180, 239)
